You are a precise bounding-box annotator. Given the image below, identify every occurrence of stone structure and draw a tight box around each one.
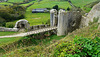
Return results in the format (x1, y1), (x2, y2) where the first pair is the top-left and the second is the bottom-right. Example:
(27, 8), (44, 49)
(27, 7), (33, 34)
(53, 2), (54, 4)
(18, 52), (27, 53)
(50, 9), (58, 27)
(0, 27), (57, 38)
(57, 9), (82, 36)
(80, 2), (100, 27)
(0, 27), (18, 32)
(67, 11), (82, 32)
(57, 9), (68, 36)
(0, 19), (51, 32)
(30, 24), (50, 31)
(14, 19), (30, 30)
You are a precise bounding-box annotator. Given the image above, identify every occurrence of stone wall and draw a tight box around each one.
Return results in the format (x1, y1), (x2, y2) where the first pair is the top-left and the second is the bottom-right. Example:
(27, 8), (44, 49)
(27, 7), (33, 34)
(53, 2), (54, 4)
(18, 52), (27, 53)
(14, 19), (30, 30)
(0, 27), (18, 32)
(80, 2), (100, 27)
(57, 9), (68, 36)
(30, 24), (50, 31)
(57, 9), (82, 36)
(50, 9), (58, 27)
(67, 11), (82, 32)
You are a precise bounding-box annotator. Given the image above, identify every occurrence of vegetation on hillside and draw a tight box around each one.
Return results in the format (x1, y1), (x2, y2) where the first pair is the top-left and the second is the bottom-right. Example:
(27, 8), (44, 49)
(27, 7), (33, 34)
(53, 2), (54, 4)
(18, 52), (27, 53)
(0, 5), (26, 26)
(54, 37), (100, 57)
(1, 22), (100, 57)
(0, 0), (100, 57)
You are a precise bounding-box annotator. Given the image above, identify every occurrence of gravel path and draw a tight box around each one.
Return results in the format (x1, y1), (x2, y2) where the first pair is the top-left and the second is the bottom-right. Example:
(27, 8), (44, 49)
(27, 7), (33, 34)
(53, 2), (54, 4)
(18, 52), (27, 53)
(0, 27), (57, 38)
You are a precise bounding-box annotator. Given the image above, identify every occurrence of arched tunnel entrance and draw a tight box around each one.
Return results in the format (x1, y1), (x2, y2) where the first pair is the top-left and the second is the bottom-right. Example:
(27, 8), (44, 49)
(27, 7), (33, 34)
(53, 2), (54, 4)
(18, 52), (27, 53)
(14, 19), (30, 30)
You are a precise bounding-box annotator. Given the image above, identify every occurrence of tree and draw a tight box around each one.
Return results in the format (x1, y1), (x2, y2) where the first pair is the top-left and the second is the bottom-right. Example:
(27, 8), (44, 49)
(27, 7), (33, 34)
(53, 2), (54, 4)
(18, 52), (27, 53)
(67, 7), (70, 11)
(53, 5), (59, 11)
(0, 5), (26, 26)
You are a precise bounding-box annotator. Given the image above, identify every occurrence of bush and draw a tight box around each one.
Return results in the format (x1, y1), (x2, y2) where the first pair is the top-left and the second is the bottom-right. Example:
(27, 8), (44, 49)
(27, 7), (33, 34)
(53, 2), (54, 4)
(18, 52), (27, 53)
(0, 5), (25, 23)
(53, 5), (58, 11)
(0, 17), (6, 26)
(67, 7), (70, 11)
(6, 22), (15, 28)
(54, 37), (100, 57)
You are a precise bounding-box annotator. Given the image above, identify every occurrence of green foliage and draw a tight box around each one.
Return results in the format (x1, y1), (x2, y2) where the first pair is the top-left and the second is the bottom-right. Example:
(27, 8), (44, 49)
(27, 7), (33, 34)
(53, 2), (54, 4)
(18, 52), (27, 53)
(83, 0), (100, 13)
(0, 17), (6, 26)
(74, 37), (100, 57)
(0, 5), (25, 21)
(54, 37), (100, 57)
(0, 5), (25, 26)
(0, 35), (65, 56)
(67, 7), (70, 11)
(53, 5), (58, 11)
(6, 22), (15, 28)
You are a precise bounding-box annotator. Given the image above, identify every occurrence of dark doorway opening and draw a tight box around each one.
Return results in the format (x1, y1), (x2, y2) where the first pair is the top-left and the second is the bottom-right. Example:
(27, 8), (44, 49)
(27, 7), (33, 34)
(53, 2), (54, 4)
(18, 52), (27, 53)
(21, 24), (25, 28)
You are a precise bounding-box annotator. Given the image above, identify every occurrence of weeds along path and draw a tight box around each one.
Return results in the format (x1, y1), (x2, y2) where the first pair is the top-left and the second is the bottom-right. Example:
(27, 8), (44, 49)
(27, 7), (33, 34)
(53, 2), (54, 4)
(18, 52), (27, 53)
(0, 27), (57, 38)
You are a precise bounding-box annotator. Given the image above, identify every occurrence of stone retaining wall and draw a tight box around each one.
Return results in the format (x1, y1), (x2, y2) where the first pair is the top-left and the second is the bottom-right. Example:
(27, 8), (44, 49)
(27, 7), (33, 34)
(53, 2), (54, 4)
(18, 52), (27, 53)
(0, 27), (18, 32)
(30, 24), (50, 31)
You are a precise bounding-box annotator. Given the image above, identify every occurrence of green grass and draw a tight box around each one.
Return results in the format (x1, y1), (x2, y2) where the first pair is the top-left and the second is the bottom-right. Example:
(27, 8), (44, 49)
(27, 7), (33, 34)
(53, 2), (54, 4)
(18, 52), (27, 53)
(0, 34), (65, 56)
(0, 0), (99, 56)
(1, 35), (65, 56)
(7, 0), (98, 26)
(0, 37), (27, 54)
(0, 32), (18, 36)
(1, 23), (100, 57)
(0, 2), (13, 5)
(8, 0), (24, 3)
(25, 12), (50, 26)
(71, 0), (97, 7)
(27, 1), (70, 10)
(20, 1), (36, 7)
(23, 1), (71, 26)
(0, 37), (25, 47)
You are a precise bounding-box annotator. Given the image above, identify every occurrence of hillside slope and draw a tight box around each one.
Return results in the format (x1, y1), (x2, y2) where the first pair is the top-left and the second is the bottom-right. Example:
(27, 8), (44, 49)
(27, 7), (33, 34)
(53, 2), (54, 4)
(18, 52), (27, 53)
(2, 23), (100, 57)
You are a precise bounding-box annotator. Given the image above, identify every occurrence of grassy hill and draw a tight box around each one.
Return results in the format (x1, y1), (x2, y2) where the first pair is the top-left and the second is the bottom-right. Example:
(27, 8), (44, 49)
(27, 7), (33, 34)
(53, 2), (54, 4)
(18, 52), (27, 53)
(0, 2), (13, 5)
(7, 0), (24, 3)
(5, 0), (98, 26)
(1, 23), (100, 57)
(0, 0), (100, 57)
(71, 0), (97, 7)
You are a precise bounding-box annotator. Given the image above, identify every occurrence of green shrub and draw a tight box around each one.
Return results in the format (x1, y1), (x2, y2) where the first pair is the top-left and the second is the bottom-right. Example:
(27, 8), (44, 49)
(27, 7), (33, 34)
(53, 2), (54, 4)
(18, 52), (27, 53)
(6, 22), (15, 28)
(0, 5), (25, 23)
(53, 5), (58, 11)
(54, 37), (100, 57)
